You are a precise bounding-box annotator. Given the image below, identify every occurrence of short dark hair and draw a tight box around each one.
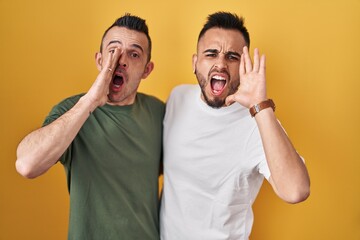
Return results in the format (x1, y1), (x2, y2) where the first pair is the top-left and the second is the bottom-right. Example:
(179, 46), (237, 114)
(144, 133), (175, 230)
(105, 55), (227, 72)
(100, 13), (152, 61)
(198, 11), (250, 48)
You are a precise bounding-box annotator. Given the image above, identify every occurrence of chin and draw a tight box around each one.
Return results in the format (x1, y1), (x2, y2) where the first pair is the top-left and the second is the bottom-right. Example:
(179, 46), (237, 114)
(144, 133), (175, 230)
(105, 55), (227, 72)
(205, 95), (226, 108)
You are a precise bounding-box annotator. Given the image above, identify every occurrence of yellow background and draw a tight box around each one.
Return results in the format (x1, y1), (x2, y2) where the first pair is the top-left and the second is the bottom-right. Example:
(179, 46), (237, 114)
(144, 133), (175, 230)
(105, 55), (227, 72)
(1, 0), (359, 239)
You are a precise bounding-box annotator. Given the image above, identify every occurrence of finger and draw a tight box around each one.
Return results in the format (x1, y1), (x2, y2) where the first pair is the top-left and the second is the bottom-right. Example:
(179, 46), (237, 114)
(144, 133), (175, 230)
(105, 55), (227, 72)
(253, 48), (259, 72)
(239, 53), (245, 76)
(102, 50), (114, 74)
(109, 47), (122, 71)
(259, 54), (266, 75)
(243, 46), (252, 73)
(103, 48), (121, 74)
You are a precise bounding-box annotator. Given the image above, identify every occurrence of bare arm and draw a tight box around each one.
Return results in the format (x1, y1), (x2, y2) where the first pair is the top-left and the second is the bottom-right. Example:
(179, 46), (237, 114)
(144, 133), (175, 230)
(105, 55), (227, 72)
(16, 97), (94, 178)
(226, 46), (310, 203)
(254, 108), (310, 203)
(16, 47), (122, 178)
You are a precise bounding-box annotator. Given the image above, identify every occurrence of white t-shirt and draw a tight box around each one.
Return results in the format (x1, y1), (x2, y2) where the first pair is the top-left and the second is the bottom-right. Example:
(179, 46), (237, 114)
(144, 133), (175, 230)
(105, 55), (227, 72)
(160, 84), (271, 240)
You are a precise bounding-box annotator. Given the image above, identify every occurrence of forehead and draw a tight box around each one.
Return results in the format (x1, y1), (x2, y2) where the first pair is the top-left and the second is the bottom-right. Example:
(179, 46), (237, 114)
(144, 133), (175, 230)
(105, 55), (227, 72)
(198, 27), (246, 52)
(102, 26), (149, 51)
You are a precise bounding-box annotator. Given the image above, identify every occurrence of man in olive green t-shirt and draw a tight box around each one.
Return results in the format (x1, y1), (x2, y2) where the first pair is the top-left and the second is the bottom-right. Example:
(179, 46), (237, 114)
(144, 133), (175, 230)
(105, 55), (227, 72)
(16, 14), (164, 240)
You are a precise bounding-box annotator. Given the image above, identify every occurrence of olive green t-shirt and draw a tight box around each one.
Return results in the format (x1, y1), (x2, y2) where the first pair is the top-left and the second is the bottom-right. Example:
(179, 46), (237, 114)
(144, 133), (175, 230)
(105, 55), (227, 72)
(44, 93), (165, 240)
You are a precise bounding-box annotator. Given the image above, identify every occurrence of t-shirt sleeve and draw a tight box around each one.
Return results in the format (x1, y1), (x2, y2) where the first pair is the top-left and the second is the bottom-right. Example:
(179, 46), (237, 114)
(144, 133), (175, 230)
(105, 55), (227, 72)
(41, 95), (81, 165)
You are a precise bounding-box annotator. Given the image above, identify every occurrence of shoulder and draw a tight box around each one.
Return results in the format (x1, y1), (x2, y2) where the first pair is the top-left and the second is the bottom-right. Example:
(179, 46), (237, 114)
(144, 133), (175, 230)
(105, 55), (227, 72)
(56, 93), (85, 109)
(137, 93), (164, 106)
(43, 93), (85, 126)
(170, 84), (198, 96)
(167, 84), (198, 102)
(136, 93), (165, 116)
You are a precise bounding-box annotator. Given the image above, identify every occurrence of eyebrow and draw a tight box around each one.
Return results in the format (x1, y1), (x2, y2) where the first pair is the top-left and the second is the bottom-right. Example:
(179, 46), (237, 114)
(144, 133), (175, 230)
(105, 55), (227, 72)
(107, 40), (144, 53)
(203, 49), (241, 57)
(203, 49), (219, 54)
(226, 51), (241, 57)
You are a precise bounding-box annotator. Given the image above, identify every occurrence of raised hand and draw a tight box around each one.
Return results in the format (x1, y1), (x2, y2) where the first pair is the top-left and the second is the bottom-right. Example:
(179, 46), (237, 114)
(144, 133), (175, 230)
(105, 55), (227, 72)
(86, 47), (122, 111)
(225, 46), (267, 108)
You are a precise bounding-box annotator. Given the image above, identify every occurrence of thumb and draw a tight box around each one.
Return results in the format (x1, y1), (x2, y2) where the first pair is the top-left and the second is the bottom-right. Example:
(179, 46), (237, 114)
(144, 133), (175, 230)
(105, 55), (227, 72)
(225, 94), (236, 106)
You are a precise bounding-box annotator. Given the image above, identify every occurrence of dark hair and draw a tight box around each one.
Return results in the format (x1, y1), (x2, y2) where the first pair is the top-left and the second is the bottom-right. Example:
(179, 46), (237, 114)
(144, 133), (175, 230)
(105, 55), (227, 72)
(100, 13), (152, 61)
(198, 11), (250, 48)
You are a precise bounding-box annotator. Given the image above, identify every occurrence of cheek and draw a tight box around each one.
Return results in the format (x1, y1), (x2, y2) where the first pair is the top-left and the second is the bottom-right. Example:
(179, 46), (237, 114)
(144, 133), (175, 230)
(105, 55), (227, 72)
(229, 64), (240, 78)
(128, 68), (145, 85)
(196, 60), (212, 77)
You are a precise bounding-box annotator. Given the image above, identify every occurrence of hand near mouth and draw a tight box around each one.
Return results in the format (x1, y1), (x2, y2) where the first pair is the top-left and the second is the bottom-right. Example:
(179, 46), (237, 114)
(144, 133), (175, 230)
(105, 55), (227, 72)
(84, 47), (122, 112)
(225, 46), (267, 108)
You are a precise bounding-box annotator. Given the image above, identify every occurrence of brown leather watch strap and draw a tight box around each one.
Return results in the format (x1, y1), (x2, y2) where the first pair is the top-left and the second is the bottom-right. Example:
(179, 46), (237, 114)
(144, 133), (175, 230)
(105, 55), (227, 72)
(249, 99), (275, 117)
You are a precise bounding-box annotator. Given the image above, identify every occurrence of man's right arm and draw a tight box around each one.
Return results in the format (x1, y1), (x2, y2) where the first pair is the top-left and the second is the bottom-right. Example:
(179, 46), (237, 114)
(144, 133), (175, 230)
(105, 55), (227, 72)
(16, 47), (122, 178)
(16, 96), (95, 178)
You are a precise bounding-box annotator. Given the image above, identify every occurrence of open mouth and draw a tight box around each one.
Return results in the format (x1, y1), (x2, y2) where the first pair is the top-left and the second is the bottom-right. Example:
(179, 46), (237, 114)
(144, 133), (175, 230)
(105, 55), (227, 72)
(210, 75), (227, 95)
(112, 74), (124, 88)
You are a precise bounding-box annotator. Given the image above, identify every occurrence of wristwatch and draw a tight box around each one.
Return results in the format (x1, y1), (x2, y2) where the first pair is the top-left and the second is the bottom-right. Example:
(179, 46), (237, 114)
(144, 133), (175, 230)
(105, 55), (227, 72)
(249, 99), (276, 117)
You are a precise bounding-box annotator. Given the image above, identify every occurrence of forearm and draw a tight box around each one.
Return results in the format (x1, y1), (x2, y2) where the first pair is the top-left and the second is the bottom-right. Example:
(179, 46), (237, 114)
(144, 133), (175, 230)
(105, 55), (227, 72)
(16, 96), (95, 178)
(255, 108), (310, 203)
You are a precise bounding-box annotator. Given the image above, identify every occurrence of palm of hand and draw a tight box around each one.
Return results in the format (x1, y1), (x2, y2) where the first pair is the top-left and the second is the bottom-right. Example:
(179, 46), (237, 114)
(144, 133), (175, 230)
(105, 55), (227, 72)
(226, 47), (267, 108)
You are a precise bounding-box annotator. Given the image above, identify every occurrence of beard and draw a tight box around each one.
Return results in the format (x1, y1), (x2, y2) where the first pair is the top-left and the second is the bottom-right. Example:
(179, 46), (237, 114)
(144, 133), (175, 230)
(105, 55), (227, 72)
(196, 69), (239, 108)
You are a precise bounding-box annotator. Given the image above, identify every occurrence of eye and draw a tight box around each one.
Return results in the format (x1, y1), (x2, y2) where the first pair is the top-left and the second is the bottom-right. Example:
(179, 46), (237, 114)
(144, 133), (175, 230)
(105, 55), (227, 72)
(227, 54), (240, 61)
(109, 48), (115, 54)
(130, 52), (140, 58)
(205, 53), (217, 58)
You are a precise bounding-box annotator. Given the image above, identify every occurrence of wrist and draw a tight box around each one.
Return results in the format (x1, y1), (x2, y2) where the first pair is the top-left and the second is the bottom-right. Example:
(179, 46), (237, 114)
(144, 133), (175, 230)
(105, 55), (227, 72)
(249, 99), (276, 117)
(79, 95), (98, 115)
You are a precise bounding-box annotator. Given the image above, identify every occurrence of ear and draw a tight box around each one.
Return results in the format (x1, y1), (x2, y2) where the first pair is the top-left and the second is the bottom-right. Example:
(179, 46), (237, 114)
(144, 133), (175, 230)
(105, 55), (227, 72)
(192, 54), (197, 74)
(95, 52), (102, 71)
(142, 61), (154, 79)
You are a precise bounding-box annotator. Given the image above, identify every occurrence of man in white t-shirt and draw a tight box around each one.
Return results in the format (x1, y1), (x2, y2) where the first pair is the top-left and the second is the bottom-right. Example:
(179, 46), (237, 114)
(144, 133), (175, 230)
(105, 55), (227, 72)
(160, 11), (310, 240)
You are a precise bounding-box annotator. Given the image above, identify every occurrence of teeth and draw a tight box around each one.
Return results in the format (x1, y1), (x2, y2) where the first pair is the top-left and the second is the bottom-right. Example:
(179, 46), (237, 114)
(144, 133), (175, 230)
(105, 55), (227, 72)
(212, 75), (226, 80)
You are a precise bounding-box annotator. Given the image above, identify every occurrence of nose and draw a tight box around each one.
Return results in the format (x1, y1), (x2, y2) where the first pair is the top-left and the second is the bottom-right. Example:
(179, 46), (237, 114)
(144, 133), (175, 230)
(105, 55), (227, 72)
(214, 54), (227, 70)
(118, 52), (128, 69)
